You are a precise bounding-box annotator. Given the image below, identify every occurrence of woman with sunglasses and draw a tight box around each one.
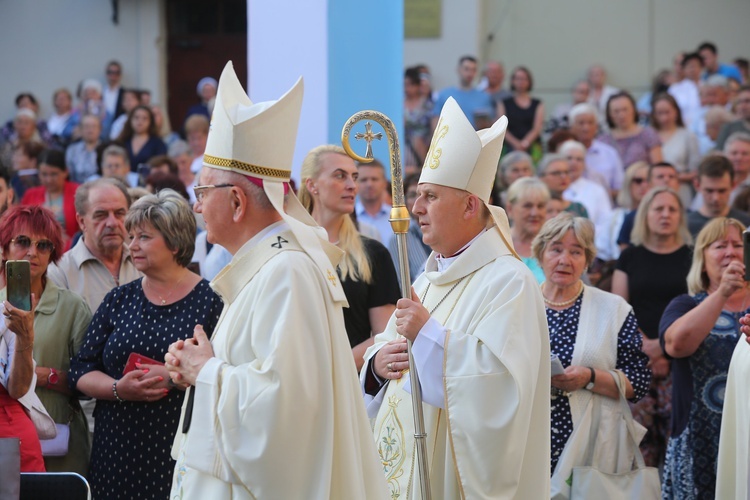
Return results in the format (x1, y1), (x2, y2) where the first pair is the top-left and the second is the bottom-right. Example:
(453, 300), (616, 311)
(0, 205), (92, 475)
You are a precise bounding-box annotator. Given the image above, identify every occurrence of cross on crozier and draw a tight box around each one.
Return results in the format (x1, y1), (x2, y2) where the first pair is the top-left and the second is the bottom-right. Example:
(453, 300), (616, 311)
(354, 121), (383, 159)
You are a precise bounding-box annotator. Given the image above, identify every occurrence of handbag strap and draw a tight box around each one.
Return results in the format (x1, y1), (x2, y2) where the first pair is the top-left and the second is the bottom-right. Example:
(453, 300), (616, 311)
(610, 369), (647, 469)
(581, 370), (647, 469)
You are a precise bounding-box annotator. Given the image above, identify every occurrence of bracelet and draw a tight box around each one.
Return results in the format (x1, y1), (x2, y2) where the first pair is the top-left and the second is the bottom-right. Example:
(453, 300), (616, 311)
(112, 380), (125, 403)
(15, 342), (33, 352)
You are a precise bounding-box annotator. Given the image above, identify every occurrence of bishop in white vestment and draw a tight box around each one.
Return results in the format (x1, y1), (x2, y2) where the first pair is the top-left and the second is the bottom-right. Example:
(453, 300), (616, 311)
(166, 62), (388, 499)
(362, 98), (551, 499)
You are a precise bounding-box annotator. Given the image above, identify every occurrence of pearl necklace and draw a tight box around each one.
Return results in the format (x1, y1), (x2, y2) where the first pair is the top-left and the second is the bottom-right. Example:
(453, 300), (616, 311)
(542, 280), (584, 307)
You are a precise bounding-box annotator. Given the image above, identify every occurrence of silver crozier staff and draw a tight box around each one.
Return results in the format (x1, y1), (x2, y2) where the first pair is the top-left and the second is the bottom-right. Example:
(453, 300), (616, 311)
(342, 112), (432, 500)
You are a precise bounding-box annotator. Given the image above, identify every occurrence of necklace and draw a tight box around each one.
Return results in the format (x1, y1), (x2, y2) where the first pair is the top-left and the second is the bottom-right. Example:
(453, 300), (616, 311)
(420, 272), (477, 316)
(542, 280), (584, 308)
(145, 273), (187, 306)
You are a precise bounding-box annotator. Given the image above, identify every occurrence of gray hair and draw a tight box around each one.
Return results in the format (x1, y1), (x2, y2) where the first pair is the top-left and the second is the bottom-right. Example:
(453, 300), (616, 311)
(537, 153), (568, 176)
(725, 131), (750, 151)
(500, 151), (534, 176)
(568, 102), (598, 123)
(74, 177), (132, 215)
(704, 74), (728, 89)
(631, 187), (692, 247)
(102, 144), (130, 166)
(705, 106), (734, 127)
(559, 140), (587, 156)
(168, 139), (191, 158)
(532, 212), (597, 268)
(506, 177), (550, 206)
(125, 188), (197, 267)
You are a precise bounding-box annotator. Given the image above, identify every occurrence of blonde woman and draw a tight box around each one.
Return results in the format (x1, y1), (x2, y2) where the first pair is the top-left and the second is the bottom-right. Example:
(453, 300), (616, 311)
(660, 217), (749, 498)
(612, 186), (692, 467)
(299, 145), (400, 370)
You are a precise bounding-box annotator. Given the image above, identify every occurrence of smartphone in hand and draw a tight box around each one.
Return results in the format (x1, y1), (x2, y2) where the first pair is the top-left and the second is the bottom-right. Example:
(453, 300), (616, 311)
(6, 260), (31, 311)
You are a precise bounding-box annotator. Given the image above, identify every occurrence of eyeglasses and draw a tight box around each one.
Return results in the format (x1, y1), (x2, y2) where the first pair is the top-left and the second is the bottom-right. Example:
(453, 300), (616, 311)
(545, 170), (570, 178)
(11, 235), (55, 254)
(193, 184), (235, 203)
(631, 177), (647, 185)
(106, 69), (121, 75)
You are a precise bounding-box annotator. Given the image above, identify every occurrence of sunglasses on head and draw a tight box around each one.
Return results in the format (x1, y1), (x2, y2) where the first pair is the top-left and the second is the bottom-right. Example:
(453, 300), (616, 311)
(11, 235), (55, 254)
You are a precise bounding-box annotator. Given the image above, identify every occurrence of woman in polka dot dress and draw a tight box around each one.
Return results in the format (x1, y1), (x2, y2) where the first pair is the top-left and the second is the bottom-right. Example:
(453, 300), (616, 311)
(531, 213), (650, 475)
(659, 217), (749, 499)
(70, 190), (223, 499)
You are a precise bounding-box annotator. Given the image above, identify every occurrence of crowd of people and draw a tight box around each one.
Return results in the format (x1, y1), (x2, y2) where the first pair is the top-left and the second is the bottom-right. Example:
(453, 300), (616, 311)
(0, 39), (749, 499)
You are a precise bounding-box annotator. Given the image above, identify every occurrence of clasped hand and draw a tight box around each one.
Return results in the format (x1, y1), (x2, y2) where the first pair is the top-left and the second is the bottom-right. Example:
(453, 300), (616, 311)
(394, 287), (430, 342)
(551, 365), (590, 392)
(165, 324), (214, 387)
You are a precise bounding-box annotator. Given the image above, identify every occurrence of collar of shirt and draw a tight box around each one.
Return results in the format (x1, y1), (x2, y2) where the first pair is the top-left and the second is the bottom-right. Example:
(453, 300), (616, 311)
(73, 238), (133, 269)
(355, 200), (390, 218)
(435, 229), (485, 273)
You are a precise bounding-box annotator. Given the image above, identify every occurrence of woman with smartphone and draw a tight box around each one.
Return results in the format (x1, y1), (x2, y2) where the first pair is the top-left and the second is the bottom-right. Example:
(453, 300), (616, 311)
(1, 271), (45, 472)
(70, 189), (223, 500)
(0, 204), (92, 475)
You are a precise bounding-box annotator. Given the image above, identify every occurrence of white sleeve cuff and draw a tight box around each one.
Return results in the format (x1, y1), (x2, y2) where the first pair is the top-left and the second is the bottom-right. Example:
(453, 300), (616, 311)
(404, 317), (446, 409)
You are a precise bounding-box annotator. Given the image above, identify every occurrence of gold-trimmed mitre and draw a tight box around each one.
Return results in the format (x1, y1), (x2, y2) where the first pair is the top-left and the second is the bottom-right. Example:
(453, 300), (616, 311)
(419, 97), (519, 259)
(204, 61), (349, 303)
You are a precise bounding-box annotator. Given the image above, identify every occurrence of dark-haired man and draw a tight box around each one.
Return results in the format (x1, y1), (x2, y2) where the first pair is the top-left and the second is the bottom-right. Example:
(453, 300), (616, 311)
(687, 155), (750, 237)
(432, 55), (495, 130)
(669, 52), (704, 126)
(698, 42), (743, 83)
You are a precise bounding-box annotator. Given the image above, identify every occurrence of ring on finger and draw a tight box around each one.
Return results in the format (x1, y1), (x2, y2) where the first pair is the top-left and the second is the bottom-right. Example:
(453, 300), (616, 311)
(387, 362), (393, 371)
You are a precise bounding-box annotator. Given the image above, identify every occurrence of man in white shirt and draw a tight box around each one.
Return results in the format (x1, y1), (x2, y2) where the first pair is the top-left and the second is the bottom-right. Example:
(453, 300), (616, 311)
(669, 52), (704, 127)
(569, 103), (623, 197)
(355, 158), (392, 244)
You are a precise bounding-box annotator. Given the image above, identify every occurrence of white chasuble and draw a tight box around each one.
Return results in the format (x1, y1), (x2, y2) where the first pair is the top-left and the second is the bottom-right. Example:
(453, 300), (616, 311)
(363, 228), (551, 499)
(170, 229), (388, 500)
(716, 336), (750, 500)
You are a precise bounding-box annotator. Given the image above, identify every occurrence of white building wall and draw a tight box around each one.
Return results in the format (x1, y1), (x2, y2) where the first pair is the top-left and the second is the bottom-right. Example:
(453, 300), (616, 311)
(0, 0), (165, 123)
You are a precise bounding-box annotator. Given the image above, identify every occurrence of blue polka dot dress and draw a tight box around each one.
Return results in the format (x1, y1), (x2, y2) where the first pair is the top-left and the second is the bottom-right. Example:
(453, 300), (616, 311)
(70, 278), (223, 500)
(547, 291), (650, 474)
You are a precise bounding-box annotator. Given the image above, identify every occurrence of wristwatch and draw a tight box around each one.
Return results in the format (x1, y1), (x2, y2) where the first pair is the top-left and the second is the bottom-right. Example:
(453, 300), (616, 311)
(585, 367), (596, 390)
(47, 368), (59, 387)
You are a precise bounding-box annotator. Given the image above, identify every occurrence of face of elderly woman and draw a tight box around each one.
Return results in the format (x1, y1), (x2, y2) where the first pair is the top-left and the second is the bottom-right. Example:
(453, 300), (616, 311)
(128, 221), (177, 274)
(509, 193), (546, 236)
(504, 160), (533, 186)
(647, 191), (681, 239)
(540, 160), (571, 195)
(609, 96), (636, 130)
(541, 229), (587, 289)
(6, 229), (54, 283)
(703, 224), (743, 286)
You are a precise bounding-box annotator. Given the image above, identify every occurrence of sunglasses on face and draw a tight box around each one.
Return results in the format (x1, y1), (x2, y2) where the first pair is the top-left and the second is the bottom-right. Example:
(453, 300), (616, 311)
(11, 235), (55, 254)
(631, 177), (647, 185)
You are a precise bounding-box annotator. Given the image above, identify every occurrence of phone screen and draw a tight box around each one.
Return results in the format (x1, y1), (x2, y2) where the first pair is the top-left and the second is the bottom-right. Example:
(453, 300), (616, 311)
(6, 260), (31, 311)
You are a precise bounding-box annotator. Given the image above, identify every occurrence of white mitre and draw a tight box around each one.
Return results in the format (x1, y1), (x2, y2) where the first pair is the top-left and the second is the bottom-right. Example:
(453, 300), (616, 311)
(419, 97), (519, 259)
(204, 61), (348, 304)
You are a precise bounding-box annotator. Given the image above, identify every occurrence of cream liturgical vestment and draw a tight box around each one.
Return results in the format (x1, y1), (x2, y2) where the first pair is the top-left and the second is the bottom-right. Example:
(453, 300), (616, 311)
(362, 227), (551, 499)
(716, 336), (750, 500)
(170, 225), (388, 499)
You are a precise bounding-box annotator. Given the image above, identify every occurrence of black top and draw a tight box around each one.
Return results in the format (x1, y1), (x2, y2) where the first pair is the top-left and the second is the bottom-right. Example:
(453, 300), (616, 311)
(340, 236), (401, 347)
(502, 96), (541, 149)
(616, 244), (692, 338)
(686, 209), (750, 238)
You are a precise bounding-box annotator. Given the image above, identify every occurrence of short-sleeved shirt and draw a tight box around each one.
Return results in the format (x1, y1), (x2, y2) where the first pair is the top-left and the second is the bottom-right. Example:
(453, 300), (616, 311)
(432, 87), (495, 128)
(598, 126), (661, 167)
(616, 244), (692, 338)
(340, 237), (401, 347)
(47, 238), (142, 314)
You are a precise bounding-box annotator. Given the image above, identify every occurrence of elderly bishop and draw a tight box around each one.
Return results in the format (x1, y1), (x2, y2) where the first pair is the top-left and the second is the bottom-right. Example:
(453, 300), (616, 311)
(166, 62), (388, 499)
(362, 97), (551, 498)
